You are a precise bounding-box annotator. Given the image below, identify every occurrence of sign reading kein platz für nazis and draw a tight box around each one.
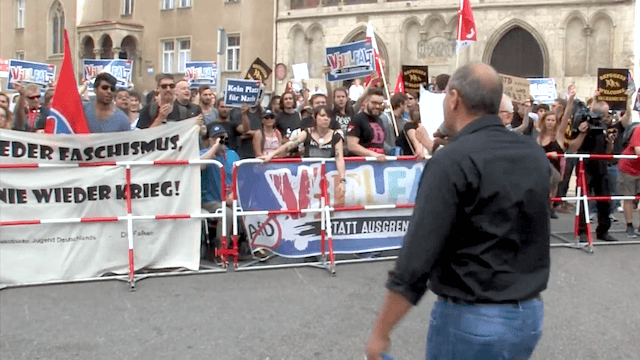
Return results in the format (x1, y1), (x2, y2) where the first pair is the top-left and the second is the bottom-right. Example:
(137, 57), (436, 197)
(325, 40), (375, 82)
(224, 79), (261, 108)
(185, 61), (217, 88)
(500, 74), (530, 105)
(597, 68), (629, 110)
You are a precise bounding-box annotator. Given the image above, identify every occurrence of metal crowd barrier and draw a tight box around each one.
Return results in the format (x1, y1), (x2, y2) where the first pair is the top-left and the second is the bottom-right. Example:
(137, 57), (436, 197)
(229, 156), (420, 275)
(0, 159), (228, 290)
(549, 153), (640, 252)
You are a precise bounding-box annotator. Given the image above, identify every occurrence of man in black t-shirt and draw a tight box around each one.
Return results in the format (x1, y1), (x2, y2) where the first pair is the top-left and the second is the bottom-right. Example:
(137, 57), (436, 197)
(209, 99), (251, 156)
(275, 91), (301, 139)
(346, 88), (386, 161)
(229, 103), (261, 159)
(331, 87), (354, 134)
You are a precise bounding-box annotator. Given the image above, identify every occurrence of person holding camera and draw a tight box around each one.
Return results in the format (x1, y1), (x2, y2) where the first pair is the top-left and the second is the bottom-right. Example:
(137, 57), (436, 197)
(568, 100), (618, 242)
(200, 124), (238, 249)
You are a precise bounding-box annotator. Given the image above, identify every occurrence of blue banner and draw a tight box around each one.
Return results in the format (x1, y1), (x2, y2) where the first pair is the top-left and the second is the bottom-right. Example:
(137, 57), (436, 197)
(224, 79), (261, 108)
(7, 60), (56, 90)
(236, 159), (425, 258)
(185, 61), (217, 88)
(528, 78), (557, 104)
(83, 59), (133, 91)
(325, 40), (375, 82)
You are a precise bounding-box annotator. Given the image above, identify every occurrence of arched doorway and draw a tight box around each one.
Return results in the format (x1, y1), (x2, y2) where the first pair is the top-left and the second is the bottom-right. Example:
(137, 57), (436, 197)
(120, 36), (137, 60)
(342, 27), (389, 87)
(489, 26), (544, 78)
(100, 35), (113, 59)
(81, 36), (95, 59)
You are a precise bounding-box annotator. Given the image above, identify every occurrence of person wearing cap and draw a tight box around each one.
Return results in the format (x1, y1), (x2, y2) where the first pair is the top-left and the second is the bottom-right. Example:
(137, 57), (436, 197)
(200, 124), (238, 249)
(252, 109), (283, 158)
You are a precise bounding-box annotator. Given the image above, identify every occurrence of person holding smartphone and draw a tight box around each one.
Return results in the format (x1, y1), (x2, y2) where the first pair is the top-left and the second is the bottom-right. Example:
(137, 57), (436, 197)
(200, 124), (238, 250)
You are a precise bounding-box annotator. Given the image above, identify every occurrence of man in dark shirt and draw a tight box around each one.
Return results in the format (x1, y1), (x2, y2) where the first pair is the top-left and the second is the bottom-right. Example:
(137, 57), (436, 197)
(346, 88), (387, 161)
(365, 64), (551, 360)
(137, 76), (203, 129)
(230, 103), (262, 159)
(275, 91), (301, 139)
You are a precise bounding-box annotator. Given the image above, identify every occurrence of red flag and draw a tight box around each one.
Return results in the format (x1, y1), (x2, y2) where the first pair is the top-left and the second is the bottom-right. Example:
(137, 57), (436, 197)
(394, 71), (404, 94)
(364, 22), (382, 87)
(45, 29), (90, 134)
(457, 0), (477, 49)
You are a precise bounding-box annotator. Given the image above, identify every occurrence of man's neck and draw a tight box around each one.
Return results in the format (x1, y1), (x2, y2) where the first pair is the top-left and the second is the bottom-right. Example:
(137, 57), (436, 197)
(201, 103), (212, 112)
(218, 116), (229, 122)
(95, 101), (113, 112)
(176, 99), (189, 106)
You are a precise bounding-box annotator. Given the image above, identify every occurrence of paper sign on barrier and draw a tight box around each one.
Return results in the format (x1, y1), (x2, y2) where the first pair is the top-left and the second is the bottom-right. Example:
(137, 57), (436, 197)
(0, 121), (201, 285)
(235, 160), (425, 258)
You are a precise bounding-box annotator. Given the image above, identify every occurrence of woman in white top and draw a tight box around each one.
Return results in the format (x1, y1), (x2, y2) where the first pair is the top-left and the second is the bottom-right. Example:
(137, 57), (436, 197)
(253, 109), (283, 157)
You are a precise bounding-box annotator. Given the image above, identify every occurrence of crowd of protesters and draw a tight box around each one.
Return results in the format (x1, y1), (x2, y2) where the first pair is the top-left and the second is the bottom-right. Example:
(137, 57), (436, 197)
(1, 66), (638, 251)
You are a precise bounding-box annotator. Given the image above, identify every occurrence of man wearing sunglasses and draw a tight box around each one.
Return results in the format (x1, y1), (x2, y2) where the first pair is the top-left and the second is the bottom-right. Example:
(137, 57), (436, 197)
(82, 72), (130, 133)
(11, 83), (45, 132)
(137, 75), (203, 130)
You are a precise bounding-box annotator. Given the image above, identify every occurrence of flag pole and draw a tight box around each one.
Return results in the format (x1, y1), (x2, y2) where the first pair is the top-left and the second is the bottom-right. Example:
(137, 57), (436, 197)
(378, 57), (399, 137)
(455, 0), (463, 69)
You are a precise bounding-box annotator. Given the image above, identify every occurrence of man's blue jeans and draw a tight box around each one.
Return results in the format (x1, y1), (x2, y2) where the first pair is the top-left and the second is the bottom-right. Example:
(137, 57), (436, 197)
(425, 297), (544, 360)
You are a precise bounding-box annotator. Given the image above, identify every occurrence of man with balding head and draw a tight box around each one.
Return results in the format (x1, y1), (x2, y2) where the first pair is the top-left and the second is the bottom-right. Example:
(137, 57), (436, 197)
(499, 94), (515, 127)
(366, 64), (550, 360)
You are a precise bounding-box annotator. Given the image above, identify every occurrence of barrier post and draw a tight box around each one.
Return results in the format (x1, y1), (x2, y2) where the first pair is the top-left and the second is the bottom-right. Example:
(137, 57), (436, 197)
(320, 160), (336, 275)
(125, 164), (136, 291)
(577, 158), (594, 251)
(231, 164), (240, 268)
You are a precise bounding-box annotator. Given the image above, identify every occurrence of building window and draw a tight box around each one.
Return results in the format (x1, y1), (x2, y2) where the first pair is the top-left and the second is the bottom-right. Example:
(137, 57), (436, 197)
(16, 0), (25, 29)
(123, 0), (133, 15)
(162, 40), (175, 73)
(15, 52), (25, 60)
(178, 39), (191, 72)
(178, 0), (191, 7)
(162, 0), (174, 10)
(226, 35), (240, 71)
(51, 2), (65, 54)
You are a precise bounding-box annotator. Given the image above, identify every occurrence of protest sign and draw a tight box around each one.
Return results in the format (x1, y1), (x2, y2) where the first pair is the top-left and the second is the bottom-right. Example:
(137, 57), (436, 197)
(528, 78), (557, 104)
(419, 87), (445, 139)
(500, 74), (530, 104)
(83, 59), (133, 90)
(185, 61), (217, 88)
(245, 58), (272, 84)
(325, 40), (375, 82)
(6, 60), (56, 90)
(402, 65), (429, 93)
(0, 121), (201, 285)
(236, 159), (425, 257)
(292, 63), (309, 80)
(0, 58), (9, 78)
(597, 68), (629, 110)
(224, 79), (261, 108)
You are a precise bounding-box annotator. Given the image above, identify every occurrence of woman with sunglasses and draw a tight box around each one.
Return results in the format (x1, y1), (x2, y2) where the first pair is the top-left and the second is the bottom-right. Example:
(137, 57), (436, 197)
(252, 109), (283, 157)
(262, 105), (346, 200)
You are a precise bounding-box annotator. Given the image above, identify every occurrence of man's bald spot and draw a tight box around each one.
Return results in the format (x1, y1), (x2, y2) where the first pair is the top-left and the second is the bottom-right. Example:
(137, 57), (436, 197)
(469, 63), (502, 94)
(448, 63), (503, 115)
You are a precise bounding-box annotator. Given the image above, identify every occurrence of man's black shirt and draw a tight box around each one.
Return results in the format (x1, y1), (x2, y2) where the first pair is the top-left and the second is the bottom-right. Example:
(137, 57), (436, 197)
(386, 115), (551, 305)
(137, 100), (202, 129)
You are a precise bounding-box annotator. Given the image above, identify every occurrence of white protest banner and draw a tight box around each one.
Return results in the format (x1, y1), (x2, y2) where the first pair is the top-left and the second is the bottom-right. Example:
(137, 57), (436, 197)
(500, 73), (530, 105)
(0, 121), (201, 285)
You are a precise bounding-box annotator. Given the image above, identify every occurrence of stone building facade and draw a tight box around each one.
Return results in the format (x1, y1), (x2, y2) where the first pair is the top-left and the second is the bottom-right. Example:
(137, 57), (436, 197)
(275, 0), (636, 99)
(1, 0), (274, 94)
